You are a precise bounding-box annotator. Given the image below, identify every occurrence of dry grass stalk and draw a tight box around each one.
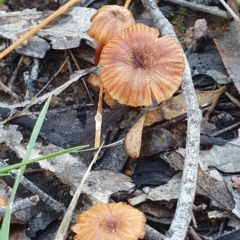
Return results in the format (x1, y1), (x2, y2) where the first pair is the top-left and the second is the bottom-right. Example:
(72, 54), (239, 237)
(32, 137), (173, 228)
(0, 0), (83, 59)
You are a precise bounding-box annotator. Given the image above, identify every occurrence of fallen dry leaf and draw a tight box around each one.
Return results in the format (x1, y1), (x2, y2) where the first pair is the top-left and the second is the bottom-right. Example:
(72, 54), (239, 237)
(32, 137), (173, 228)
(160, 86), (226, 120)
(125, 87), (226, 158)
(140, 127), (177, 157)
(125, 114), (146, 158)
(215, 39), (240, 94)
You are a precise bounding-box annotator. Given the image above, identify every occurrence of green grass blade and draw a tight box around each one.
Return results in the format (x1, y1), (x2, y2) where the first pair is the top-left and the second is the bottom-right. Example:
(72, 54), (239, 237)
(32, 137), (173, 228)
(0, 94), (52, 240)
(0, 145), (88, 174)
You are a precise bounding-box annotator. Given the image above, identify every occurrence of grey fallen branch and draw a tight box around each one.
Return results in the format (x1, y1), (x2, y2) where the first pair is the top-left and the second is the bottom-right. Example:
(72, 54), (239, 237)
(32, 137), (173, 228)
(145, 225), (164, 240)
(167, 0), (228, 19)
(0, 195), (39, 217)
(141, 1), (202, 240)
(0, 159), (69, 216)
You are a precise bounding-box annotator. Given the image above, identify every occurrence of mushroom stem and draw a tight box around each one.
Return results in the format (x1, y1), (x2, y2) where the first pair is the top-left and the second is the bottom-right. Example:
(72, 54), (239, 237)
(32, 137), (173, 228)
(124, 0), (132, 8)
(94, 83), (103, 155)
(0, 0), (83, 59)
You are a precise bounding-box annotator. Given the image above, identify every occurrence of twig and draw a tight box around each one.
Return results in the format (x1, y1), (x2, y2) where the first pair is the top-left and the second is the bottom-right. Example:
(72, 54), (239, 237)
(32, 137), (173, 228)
(224, 90), (240, 108)
(145, 225), (164, 240)
(80, 138), (124, 152)
(65, 50), (79, 104)
(187, 226), (202, 240)
(0, 67), (99, 111)
(141, 1), (202, 240)
(210, 121), (240, 137)
(8, 55), (24, 89)
(94, 84), (103, 152)
(124, 0), (132, 8)
(0, 195), (39, 217)
(68, 49), (94, 103)
(0, 0), (83, 59)
(0, 81), (19, 99)
(167, 0), (228, 19)
(219, 0), (239, 21)
(55, 143), (104, 240)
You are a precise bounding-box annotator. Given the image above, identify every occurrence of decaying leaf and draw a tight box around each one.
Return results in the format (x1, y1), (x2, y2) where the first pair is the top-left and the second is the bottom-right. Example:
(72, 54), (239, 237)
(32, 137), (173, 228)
(161, 151), (236, 214)
(0, 125), (23, 145)
(0, 7), (96, 58)
(140, 127), (177, 157)
(215, 39), (240, 94)
(125, 87), (226, 158)
(160, 86), (226, 120)
(125, 114), (146, 159)
(143, 173), (182, 202)
(198, 131), (240, 173)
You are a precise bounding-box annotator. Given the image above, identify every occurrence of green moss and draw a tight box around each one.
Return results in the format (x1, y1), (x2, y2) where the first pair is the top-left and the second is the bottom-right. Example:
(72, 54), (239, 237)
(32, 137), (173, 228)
(216, 17), (229, 28)
(169, 7), (188, 34)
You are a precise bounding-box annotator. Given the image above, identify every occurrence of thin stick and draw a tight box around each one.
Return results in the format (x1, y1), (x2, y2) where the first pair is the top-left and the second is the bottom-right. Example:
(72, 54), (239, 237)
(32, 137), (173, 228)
(124, 0), (132, 8)
(219, 0), (239, 21)
(68, 49), (94, 103)
(94, 84), (103, 152)
(0, 81), (19, 99)
(55, 143), (104, 240)
(0, 0), (82, 59)
(141, 1), (202, 240)
(167, 0), (227, 19)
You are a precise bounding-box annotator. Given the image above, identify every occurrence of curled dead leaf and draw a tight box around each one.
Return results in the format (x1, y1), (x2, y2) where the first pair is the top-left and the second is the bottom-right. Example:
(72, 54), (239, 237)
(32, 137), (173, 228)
(125, 86), (227, 158)
(125, 114), (146, 158)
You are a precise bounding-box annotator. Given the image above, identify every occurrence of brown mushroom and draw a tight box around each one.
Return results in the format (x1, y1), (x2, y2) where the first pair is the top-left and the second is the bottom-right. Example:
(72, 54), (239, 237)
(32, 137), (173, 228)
(88, 5), (135, 45)
(71, 202), (146, 240)
(99, 23), (185, 107)
(87, 5), (135, 64)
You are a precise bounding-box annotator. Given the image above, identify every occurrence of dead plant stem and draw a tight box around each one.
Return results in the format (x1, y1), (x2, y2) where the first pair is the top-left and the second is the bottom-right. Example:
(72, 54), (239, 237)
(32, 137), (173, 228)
(94, 84), (103, 153)
(124, 0), (132, 8)
(55, 143), (104, 240)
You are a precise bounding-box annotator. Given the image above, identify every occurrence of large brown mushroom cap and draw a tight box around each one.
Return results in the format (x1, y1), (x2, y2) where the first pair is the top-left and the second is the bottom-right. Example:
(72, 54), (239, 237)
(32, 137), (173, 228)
(71, 202), (146, 240)
(99, 24), (185, 107)
(87, 5), (135, 44)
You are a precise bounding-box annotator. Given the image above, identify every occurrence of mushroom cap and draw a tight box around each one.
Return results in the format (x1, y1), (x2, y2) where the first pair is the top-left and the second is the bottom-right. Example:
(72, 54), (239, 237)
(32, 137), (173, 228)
(71, 202), (146, 240)
(99, 24), (185, 106)
(87, 5), (135, 44)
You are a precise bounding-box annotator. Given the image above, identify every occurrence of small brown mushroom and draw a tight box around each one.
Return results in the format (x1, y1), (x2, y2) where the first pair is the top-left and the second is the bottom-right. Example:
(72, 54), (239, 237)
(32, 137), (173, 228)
(71, 202), (146, 240)
(88, 5), (135, 45)
(87, 5), (135, 64)
(99, 23), (185, 107)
